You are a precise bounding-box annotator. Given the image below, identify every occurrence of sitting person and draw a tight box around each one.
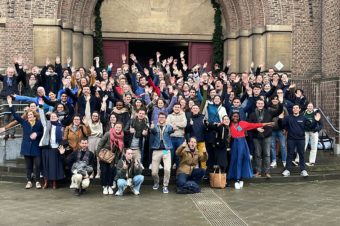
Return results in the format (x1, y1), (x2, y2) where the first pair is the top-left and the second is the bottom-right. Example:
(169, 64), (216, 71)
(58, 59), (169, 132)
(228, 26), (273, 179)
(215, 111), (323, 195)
(175, 137), (208, 194)
(59, 138), (96, 196)
(115, 148), (144, 196)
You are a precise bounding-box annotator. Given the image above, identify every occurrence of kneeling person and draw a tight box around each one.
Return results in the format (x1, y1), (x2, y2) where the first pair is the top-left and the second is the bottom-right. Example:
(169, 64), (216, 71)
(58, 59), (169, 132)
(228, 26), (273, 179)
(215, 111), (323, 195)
(115, 149), (144, 196)
(176, 137), (208, 193)
(61, 138), (96, 196)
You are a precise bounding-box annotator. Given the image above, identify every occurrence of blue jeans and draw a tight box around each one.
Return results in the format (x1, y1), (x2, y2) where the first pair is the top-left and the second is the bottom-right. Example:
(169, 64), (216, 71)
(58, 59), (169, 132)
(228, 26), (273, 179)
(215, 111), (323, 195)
(271, 130), (287, 162)
(176, 168), (205, 188)
(117, 175), (144, 195)
(171, 137), (185, 166)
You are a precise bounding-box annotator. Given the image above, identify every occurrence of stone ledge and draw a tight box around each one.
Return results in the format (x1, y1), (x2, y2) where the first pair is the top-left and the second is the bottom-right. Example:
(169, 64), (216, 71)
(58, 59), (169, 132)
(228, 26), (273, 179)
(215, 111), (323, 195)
(33, 18), (62, 26)
(0, 18), (6, 27)
(102, 32), (212, 41)
(224, 25), (292, 39)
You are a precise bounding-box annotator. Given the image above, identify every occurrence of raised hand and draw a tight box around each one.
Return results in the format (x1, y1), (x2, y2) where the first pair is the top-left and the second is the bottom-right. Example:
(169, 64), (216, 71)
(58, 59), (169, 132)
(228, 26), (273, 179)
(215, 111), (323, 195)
(144, 68), (149, 76)
(130, 54), (137, 62)
(180, 51), (185, 59)
(226, 59), (231, 67)
(17, 55), (24, 65)
(122, 54), (127, 62)
(315, 112), (321, 121)
(56, 56), (61, 64)
(58, 145), (65, 155)
(156, 51), (161, 59)
(67, 57), (72, 65)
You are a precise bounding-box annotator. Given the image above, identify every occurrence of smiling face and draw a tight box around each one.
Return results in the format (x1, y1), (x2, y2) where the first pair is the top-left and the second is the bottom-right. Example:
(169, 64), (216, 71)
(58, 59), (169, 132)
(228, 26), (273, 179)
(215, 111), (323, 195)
(27, 111), (36, 122)
(50, 112), (58, 122)
(231, 113), (240, 123)
(114, 123), (123, 133)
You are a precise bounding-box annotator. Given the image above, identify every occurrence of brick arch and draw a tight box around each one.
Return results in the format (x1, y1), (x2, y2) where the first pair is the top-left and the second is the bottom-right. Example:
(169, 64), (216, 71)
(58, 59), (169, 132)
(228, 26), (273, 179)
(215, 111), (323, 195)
(233, 0), (253, 30)
(220, 0), (239, 33)
(72, 0), (86, 27)
(57, 0), (77, 25)
(82, 0), (98, 30)
(247, 0), (265, 27)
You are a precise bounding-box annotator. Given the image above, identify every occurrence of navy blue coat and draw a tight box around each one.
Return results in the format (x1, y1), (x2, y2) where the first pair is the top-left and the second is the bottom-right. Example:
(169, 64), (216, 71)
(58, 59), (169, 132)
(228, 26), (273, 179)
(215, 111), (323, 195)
(10, 107), (43, 157)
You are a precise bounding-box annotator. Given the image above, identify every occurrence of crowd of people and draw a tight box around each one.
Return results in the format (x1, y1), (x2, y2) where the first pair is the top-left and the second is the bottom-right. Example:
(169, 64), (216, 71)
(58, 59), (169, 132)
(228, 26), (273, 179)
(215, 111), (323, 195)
(0, 51), (322, 195)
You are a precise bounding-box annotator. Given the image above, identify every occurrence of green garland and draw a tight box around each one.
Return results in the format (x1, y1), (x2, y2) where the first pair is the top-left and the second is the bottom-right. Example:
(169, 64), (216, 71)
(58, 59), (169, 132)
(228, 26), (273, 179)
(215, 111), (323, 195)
(211, 0), (223, 67)
(94, 0), (104, 68)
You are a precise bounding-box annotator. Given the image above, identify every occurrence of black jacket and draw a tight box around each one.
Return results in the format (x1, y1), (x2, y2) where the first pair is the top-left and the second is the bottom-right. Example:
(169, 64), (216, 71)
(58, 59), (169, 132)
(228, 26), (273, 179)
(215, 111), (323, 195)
(248, 104), (283, 138)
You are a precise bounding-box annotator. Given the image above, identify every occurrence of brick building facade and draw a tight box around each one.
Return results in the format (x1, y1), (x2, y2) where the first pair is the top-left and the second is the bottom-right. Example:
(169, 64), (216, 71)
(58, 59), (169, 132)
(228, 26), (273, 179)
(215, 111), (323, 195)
(0, 0), (339, 144)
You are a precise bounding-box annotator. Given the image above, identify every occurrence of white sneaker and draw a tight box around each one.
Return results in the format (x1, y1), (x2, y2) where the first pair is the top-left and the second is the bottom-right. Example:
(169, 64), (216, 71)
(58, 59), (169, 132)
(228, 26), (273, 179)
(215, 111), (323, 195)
(282, 169), (290, 177)
(301, 170), (309, 177)
(70, 182), (78, 189)
(25, 181), (32, 189)
(35, 182), (42, 189)
(234, 182), (241, 189)
(115, 190), (123, 196)
(112, 181), (116, 190)
(250, 155), (253, 161)
(172, 164), (176, 170)
(131, 187), (140, 195)
(89, 174), (94, 179)
(270, 161), (277, 168)
(282, 161), (286, 167)
(160, 164), (164, 169)
(239, 181), (244, 188)
(149, 164), (152, 170)
(103, 186), (109, 195)
(108, 186), (114, 195)
(305, 162), (315, 167)
(95, 174), (100, 179)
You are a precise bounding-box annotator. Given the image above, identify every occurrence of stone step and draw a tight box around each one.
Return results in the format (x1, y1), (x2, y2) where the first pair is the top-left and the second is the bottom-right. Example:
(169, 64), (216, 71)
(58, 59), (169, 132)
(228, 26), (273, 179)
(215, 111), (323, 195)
(2, 170), (340, 186)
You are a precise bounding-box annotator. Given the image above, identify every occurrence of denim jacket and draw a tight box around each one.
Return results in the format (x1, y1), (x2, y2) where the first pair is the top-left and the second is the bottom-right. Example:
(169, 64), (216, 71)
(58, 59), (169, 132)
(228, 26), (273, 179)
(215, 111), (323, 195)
(150, 124), (174, 150)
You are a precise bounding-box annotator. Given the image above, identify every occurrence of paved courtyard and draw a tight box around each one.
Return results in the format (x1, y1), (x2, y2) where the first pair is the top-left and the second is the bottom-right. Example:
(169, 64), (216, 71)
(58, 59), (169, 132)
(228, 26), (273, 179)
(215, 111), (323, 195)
(0, 180), (340, 226)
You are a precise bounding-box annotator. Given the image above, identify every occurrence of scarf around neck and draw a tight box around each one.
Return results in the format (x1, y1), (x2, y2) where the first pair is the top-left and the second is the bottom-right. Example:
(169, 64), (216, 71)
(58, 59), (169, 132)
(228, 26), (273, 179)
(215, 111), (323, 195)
(51, 121), (63, 143)
(109, 128), (124, 151)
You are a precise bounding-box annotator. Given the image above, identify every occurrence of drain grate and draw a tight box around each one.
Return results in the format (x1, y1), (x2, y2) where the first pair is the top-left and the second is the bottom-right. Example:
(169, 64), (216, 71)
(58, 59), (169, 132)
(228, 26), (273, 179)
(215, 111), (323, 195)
(190, 188), (248, 226)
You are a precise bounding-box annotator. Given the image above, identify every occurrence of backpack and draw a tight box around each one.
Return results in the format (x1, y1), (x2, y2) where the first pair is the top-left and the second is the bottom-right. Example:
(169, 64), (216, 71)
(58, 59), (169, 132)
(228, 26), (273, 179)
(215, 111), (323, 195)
(317, 130), (333, 150)
(176, 180), (201, 194)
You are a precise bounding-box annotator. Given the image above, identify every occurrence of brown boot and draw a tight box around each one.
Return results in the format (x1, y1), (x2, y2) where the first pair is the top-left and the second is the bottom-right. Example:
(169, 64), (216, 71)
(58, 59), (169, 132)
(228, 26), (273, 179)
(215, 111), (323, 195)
(52, 180), (57, 189)
(43, 178), (48, 189)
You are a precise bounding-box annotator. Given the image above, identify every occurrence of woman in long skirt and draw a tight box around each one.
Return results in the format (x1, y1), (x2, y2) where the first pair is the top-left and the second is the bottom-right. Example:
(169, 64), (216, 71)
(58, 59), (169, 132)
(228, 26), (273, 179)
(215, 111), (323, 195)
(228, 112), (273, 189)
(39, 106), (65, 189)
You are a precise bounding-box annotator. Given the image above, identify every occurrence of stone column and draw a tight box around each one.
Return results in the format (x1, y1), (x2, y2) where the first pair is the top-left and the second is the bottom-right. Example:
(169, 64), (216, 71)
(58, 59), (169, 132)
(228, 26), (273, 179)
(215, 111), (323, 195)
(225, 32), (239, 73)
(72, 26), (84, 68)
(239, 30), (252, 73)
(252, 27), (266, 69)
(83, 29), (94, 69)
(61, 23), (73, 66)
(33, 19), (61, 66)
